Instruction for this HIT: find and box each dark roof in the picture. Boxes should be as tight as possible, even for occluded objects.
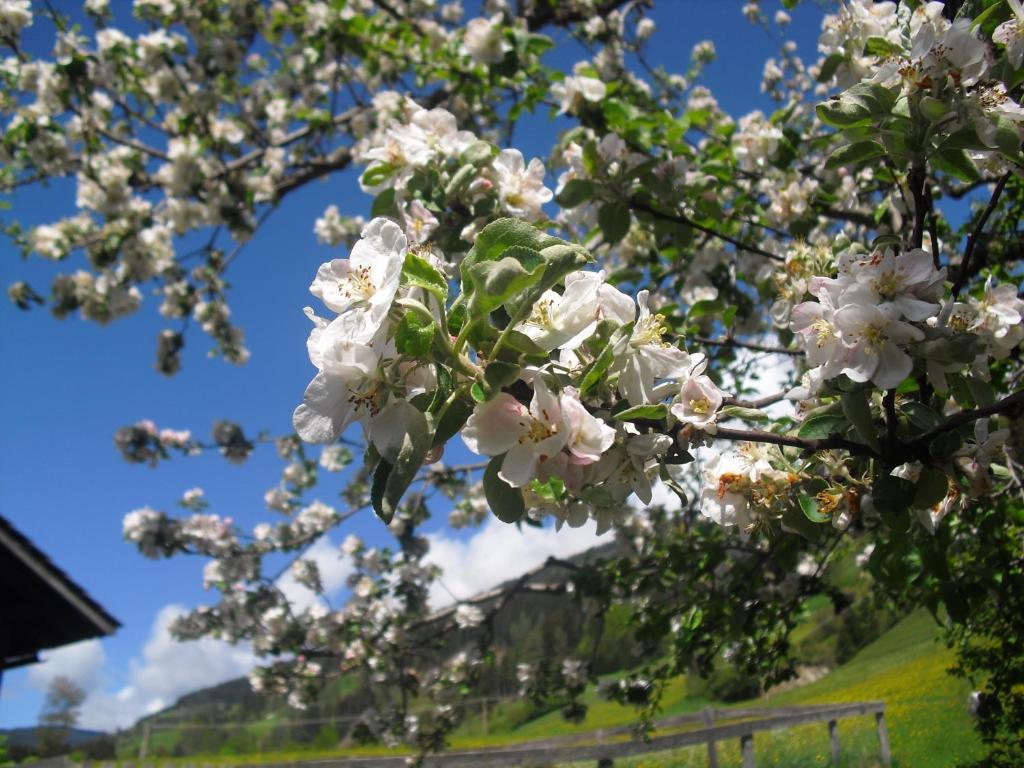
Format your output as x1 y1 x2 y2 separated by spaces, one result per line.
0 515 120 670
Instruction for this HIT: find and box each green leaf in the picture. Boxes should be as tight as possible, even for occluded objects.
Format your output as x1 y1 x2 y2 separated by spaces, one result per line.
394 313 435 357
966 376 995 408
431 395 473 448
402 251 448 301
798 413 848 439
530 475 566 502
970 1 1006 31
841 389 880 453
555 179 594 208
370 403 431 524
863 36 903 58
483 455 525 524
360 162 396 188
825 140 887 170
816 83 895 128
872 233 903 250
614 403 668 422
721 405 770 423
918 95 950 124
799 495 831 524
465 246 546 314
371 188 399 218
931 148 981 183
872 475 915 521
598 200 631 245
817 53 844 84
470 382 487 403
914 334 982 366
688 299 723 319
913 467 949 510
462 218 564 269
900 402 942 433
460 141 497 166
992 116 1022 157
484 360 520 390
370 459 393 523
460 219 590 316
579 321 633 398
781 504 825 542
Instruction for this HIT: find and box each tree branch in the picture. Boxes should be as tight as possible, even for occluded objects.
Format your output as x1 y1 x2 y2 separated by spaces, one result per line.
693 336 803 357
952 173 1011 300
632 199 784 262
907 389 1024 450
711 426 876 456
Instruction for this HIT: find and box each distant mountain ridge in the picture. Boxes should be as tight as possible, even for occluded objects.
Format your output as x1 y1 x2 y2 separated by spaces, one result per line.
0 727 106 748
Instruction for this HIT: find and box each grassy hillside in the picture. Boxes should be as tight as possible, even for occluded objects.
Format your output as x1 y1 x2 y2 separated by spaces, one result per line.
90 610 979 767
547 611 980 767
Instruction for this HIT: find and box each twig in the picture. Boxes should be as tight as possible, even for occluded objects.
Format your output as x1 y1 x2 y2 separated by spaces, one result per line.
632 200 784 262
907 389 1024 450
692 336 803 357
712 426 876 457
952 173 1011 300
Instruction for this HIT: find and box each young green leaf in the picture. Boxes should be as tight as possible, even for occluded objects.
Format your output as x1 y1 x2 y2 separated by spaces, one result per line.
483 455 526 524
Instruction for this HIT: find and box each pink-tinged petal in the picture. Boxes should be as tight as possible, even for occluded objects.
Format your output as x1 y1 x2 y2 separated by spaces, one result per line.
873 342 913 390
885 318 925 344
530 378 563 426
790 301 824 332
842 345 877 384
461 393 528 456
293 372 355 444
833 303 877 335
896 249 936 284
499 443 538 487
893 296 939 322
310 259 355 313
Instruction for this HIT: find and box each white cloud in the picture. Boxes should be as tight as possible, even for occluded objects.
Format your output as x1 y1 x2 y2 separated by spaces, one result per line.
27 639 106 694
64 605 258 731
275 535 353 612
424 517 613 608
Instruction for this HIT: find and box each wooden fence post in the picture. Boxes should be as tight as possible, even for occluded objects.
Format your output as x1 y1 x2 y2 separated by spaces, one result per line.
702 708 719 768
828 720 839 763
740 733 755 768
876 711 892 767
138 722 151 762
481 698 488 736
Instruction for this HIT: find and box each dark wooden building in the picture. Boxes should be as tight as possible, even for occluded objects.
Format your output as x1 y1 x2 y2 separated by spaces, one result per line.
0 515 120 693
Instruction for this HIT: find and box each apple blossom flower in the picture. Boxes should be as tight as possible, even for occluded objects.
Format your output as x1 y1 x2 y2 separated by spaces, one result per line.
670 356 725 432
462 14 510 64
461 380 612 488
517 270 632 351
489 148 553 221
791 291 848 377
403 200 439 245
551 64 606 115
994 0 1024 69
292 336 383 444
833 296 925 390
612 290 692 405
308 217 406 328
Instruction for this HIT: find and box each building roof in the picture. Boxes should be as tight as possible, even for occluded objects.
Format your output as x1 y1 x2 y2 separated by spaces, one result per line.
0 515 120 670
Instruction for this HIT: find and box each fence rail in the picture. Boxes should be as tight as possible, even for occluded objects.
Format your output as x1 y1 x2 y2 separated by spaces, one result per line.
109 700 890 768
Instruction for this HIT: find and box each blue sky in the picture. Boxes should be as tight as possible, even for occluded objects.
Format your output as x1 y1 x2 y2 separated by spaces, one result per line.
0 0 827 731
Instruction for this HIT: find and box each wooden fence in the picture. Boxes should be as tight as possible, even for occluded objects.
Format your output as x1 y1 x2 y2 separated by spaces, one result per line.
211 700 891 768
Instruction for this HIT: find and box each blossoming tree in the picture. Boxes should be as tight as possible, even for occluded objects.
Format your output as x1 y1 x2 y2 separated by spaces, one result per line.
4 0 1024 762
